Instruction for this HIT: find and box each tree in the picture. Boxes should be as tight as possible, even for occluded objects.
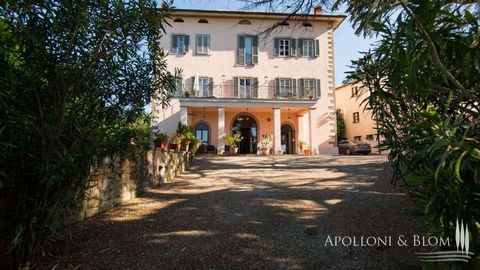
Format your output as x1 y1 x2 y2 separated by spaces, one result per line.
241 0 480 267
336 109 346 142
0 1 178 268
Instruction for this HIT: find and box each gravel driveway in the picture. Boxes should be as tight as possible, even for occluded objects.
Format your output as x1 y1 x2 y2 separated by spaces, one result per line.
44 155 422 269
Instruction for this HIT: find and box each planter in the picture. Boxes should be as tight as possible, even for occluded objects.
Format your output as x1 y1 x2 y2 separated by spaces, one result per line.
175 143 181 152
303 149 311 155
277 150 283 155
299 147 304 154
160 142 168 150
231 147 238 155
260 148 269 155
181 140 191 152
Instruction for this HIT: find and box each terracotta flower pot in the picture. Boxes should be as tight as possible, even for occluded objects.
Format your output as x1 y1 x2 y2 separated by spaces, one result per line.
260 148 269 155
303 149 311 155
175 143 181 152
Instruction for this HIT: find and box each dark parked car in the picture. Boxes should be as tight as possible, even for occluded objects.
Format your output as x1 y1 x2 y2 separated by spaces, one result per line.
338 140 371 155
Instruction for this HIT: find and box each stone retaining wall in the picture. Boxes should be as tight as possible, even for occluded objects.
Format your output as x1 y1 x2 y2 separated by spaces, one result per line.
70 149 190 223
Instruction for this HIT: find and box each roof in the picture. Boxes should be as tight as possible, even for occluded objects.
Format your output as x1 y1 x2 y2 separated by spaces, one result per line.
335 80 360 90
166 8 346 30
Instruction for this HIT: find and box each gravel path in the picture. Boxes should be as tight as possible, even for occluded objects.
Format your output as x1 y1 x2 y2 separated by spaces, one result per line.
43 155 423 269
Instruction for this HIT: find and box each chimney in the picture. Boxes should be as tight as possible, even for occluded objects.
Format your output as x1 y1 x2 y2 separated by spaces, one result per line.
314 6 322 15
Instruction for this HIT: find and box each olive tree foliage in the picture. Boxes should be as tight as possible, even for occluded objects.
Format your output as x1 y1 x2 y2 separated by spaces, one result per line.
0 1 177 268
242 0 480 267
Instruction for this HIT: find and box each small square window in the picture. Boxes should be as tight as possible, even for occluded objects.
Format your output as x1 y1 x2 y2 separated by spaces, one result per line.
354 136 362 141
366 134 374 140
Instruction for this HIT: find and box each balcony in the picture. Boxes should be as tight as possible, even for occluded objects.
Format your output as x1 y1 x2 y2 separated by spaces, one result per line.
174 84 318 101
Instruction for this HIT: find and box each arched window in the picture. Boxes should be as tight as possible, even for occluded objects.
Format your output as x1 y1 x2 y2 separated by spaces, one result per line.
239 20 252 25
173 18 184 22
195 123 209 145
198 19 209 23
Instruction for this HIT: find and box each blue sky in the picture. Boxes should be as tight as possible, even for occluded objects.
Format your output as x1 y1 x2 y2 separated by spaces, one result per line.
170 0 377 86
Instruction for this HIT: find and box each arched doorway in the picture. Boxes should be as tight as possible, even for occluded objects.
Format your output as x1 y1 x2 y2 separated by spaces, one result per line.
281 123 295 154
232 114 258 154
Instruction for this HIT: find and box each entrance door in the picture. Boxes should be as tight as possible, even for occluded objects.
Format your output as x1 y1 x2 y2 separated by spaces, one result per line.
281 124 295 154
232 114 258 154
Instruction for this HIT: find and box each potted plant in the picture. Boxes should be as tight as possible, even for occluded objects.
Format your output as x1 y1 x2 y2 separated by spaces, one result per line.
224 133 242 155
259 133 273 155
190 137 202 154
298 141 307 154
184 90 190 97
170 132 182 152
154 133 169 150
305 89 314 100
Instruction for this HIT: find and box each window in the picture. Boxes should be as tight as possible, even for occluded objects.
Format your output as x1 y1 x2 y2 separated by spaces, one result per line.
196 34 210 55
354 136 362 141
175 76 183 96
237 35 258 65
195 123 209 145
366 134 374 140
173 18 184 22
198 19 208 23
298 38 319 57
302 39 314 57
353 112 360 123
171 34 189 54
233 77 258 98
198 77 209 97
279 39 290 56
351 86 359 97
239 78 252 98
279 78 292 96
303 79 315 97
300 79 320 98
239 20 251 25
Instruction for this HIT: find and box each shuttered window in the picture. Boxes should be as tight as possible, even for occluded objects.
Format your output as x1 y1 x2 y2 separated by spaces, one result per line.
196 34 210 54
237 35 258 65
171 34 189 54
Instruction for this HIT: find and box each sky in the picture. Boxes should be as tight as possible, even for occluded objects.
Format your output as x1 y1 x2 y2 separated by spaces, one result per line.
169 0 377 86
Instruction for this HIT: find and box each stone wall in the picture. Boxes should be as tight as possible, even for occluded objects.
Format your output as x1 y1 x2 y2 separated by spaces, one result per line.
69 149 190 223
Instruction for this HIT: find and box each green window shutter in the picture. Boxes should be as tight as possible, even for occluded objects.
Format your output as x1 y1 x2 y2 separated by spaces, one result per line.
208 77 214 96
315 79 321 97
297 39 303 56
171 34 178 53
252 77 258 98
190 76 195 96
292 78 297 97
275 78 280 96
184 35 190 52
252 36 258 64
299 78 304 98
273 38 279 56
233 77 239 97
237 35 245 65
290 39 296 56
315 39 320 56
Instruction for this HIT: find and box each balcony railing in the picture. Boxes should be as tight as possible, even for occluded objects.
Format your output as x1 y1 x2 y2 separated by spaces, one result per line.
174 84 317 100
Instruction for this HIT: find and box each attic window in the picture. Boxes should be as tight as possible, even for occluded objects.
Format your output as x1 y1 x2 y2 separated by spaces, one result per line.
239 20 252 25
173 18 184 22
198 19 209 23
303 22 313 27
279 22 290 26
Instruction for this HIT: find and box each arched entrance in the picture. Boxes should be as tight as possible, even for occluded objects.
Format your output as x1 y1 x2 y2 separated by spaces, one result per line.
281 123 295 154
232 114 258 154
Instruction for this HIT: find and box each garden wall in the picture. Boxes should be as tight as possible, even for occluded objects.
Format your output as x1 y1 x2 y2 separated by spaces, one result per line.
68 149 191 223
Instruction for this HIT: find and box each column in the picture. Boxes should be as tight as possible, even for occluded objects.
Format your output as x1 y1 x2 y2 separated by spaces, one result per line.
180 106 188 125
308 108 315 154
297 114 304 154
217 107 225 154
273 107 281 154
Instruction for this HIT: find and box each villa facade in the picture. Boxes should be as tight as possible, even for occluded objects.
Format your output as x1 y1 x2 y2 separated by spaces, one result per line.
152 8 345 154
